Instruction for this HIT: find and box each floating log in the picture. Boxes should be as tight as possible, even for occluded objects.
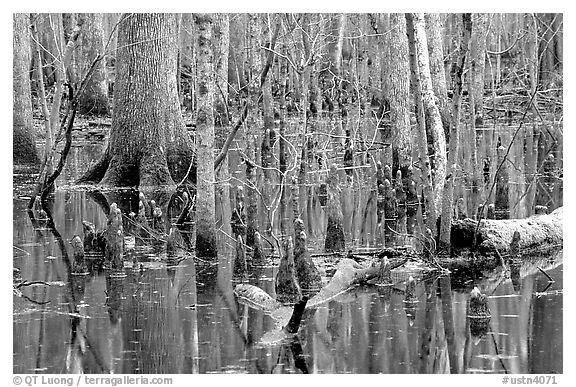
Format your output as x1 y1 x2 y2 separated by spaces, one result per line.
451 206 563 255
324 164 345 253
276 236 302 305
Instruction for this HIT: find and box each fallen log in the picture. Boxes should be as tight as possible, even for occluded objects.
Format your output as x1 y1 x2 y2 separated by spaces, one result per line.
234 258 385 326
451 206 562 255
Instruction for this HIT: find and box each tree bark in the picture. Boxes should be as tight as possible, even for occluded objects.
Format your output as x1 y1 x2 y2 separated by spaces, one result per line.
13 13 39 164
78 13 194 189
405 13 436 231
388 14 412 178
411 13 447 218
425 13 450 140
214 14 229 127
439 13 471 256
214 14 232 239
470 13 488 126
194 14 218 258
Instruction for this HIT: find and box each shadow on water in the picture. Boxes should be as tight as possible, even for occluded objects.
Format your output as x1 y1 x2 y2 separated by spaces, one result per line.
13 122 562 374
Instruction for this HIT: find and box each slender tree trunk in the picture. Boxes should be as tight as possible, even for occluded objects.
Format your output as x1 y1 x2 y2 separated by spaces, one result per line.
194 14 218 258
13 13 39 164
214 14 229 127
525 14 539 103
411 13 447 216
425 13 450 139
48 13 66 138
388 14 412 178
76 13 109 115
261 15 275 172
405 13 436 231
334 14 347 77
439 13 471 255
30 17 53 180
470 13 488 126
78 13 194 188
245 13 262 246
214 14 232 238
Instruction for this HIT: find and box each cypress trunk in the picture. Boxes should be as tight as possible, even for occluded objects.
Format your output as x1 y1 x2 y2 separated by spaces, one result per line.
405 13 436 231
439 14 471 255
78 13 194 188
388 14 412 178
194 13 218 258
411 13 447 216
425 13 450 139
13 13 39 164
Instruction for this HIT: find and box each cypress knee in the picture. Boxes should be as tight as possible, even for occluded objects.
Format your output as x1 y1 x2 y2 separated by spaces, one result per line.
325 164 345 252
275 237 302 305
70 235 88 275
294 229 322 297
403 276 417 326
105 203 124 272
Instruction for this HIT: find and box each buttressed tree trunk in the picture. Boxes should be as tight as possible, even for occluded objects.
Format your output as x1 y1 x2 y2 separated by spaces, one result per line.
13 13 39 164
78 13 194 188
76 13 109 115
194 13 218 258
388 13 412 177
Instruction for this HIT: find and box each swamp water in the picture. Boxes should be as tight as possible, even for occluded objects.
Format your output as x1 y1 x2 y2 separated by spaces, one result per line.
13 121 563 374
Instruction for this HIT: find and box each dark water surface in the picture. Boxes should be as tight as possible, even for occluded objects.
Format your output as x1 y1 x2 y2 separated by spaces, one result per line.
13 121 563 374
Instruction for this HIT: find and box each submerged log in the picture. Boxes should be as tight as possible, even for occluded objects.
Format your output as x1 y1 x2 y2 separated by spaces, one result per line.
307 258 379 308
276 237 302 305
234 257 380 322
451 206 563 255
